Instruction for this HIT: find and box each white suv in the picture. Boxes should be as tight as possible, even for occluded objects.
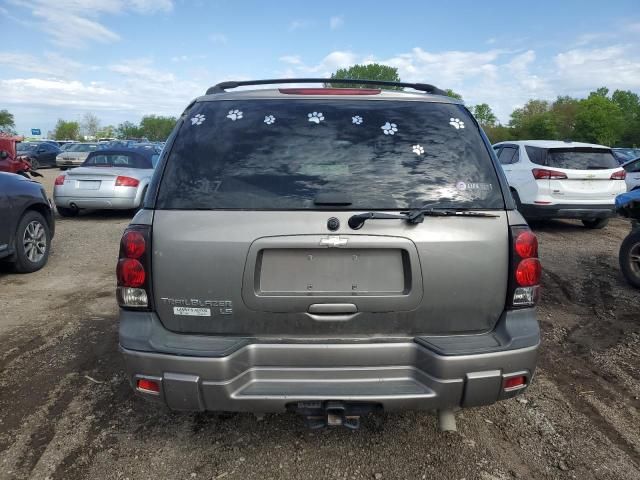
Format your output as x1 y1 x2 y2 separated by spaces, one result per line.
622 157 640 192
493 140 626 229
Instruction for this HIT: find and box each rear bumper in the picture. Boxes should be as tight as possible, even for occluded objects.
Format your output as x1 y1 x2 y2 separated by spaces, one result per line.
520 202 616 220
120 309 540 413
53 195 137 210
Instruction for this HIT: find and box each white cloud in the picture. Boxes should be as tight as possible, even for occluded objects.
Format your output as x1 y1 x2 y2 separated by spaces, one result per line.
209 33 228 44
0 52 87 78
288 19 310 31
329 15 344 30
279 55 302 65
554 45 640 93
9 0 173 48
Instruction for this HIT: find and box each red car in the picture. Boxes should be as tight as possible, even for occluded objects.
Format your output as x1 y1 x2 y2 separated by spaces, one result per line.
0 135 34 175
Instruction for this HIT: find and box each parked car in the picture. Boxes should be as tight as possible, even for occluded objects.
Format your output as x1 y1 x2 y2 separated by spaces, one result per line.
622 157 640 191
613 148 640 165
0 172 55 272
16 141 61 169
117 78 541 429
493 140 626 229
56 143 99 169
53 148 158 217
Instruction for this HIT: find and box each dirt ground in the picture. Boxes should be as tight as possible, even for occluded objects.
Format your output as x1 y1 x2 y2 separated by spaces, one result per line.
0 169 638 480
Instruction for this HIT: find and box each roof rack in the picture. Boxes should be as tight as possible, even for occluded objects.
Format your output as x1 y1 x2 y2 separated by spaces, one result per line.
205 78 447 96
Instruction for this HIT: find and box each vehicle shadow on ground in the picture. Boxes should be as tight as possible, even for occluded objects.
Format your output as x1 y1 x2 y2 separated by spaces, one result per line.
55 210 136 222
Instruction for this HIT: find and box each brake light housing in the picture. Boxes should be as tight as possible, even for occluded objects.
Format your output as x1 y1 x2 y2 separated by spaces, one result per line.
279 88 381 95
115 176 140 187
532 168 567 180
54 174 65 186
610 170 626 180
117 225 152 310
508 226 541 308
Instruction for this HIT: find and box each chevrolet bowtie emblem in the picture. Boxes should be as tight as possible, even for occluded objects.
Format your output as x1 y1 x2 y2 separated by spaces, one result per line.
319 236 348 247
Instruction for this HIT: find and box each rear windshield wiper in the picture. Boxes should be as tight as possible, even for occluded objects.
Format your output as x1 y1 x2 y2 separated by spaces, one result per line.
348 208 499 229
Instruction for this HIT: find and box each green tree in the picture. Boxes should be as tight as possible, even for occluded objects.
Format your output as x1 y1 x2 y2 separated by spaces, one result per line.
0 109 15 132
326 63 402 90
116 121 143 139
509 100 557 139
611 89 640 146
550 96 579 140
52 119 80 140
96 125 116 139
484 125 515 144
445 89 463 100
472 103 497 127
138 115 177 141
573 92 624 146
81 112 101 139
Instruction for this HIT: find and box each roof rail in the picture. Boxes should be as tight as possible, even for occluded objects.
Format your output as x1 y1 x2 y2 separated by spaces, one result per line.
205 78 448 96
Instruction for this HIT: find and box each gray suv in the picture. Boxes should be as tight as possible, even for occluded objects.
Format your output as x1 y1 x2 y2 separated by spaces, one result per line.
117 79 541 429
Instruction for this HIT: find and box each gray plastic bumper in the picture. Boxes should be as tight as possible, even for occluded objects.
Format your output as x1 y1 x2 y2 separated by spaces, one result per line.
120 309 539 412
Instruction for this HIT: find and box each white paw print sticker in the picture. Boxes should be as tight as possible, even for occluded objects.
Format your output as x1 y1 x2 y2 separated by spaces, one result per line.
449 117 465 129
352 115 363 125
190 113 206 126
264 115 276 125
412 145 424 155
308 112 325 124
227 109 243 121
381 122 398 135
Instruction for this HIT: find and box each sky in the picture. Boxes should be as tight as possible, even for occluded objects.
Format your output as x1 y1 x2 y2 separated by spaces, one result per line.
1 0 640 136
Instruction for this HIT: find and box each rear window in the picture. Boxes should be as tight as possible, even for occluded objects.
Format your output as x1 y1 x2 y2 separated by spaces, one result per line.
525 146 618 170
157 99 503 210
83 152 152 168
69 143 98 152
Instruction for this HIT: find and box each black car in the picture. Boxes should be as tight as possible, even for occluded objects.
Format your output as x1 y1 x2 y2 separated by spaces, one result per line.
0 173 55 272
16 142 61 169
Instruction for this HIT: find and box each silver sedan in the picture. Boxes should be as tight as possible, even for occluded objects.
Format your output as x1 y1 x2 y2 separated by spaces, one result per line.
55 143 99 169
53 148 158 217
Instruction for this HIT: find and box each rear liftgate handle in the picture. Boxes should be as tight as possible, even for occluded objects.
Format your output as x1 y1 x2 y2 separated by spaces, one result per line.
307 303 358 321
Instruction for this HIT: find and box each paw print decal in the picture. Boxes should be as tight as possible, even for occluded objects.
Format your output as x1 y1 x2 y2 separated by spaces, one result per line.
308 112 325 124
190 113 206 126
227 109 243 121
412 145 424 155
264 115 276 125
449 118 465 129
381 122 398 135
352 115 363 125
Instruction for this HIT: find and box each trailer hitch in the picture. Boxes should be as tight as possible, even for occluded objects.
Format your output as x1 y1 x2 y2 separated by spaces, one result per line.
290 401 381 430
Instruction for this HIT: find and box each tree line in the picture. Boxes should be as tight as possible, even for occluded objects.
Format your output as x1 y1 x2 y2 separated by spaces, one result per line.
50 113 177 142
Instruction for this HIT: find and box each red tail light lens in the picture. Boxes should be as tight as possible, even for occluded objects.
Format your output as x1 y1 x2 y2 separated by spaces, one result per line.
515 231 538 258
504 375 527 390
610 170 626 180
137 378 160 393
117 258 145 287
115 176 140 187
532 168 567 180
122 231 145 259
279 88 381 95
54 175 65 186
515 258 542 287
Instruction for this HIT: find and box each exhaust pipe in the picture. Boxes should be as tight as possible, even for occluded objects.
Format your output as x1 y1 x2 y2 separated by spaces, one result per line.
69 203 79 211
437 409 457 432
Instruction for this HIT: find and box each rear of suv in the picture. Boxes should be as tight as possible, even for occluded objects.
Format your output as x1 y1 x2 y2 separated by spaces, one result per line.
494 140 626 229
117 79 541 429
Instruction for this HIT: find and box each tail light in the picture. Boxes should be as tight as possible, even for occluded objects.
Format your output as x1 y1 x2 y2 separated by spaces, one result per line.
279 88 381 95
54 175 65 186
610 170 626 180
115 176 140 187
117 226 152 309
507 226 541 308
532 168 567 180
